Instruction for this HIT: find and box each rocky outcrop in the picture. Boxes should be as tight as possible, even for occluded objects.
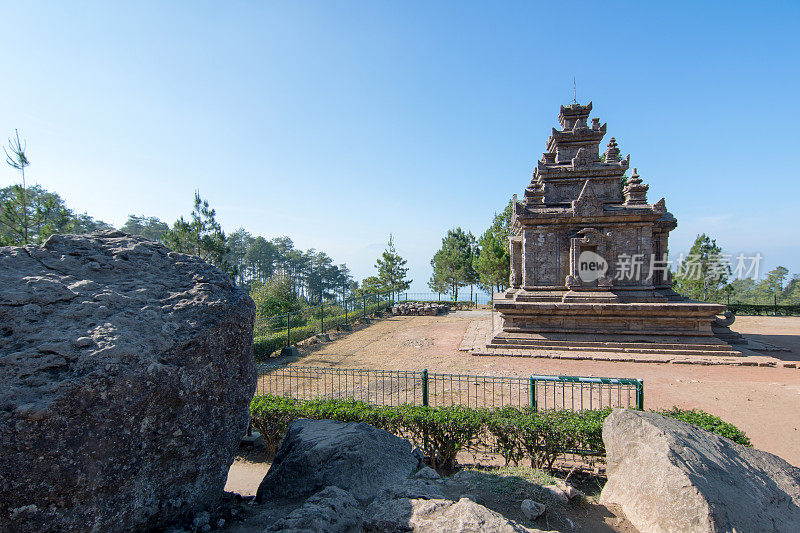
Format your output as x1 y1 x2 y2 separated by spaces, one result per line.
252 419 551 532
256 418 419 502
392 302 451 316
601 409 800 533
0 231 256 532
362 497 543 533
267 486 362 533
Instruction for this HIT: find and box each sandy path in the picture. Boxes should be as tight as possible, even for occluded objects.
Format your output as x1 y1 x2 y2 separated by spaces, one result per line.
270 312 800 467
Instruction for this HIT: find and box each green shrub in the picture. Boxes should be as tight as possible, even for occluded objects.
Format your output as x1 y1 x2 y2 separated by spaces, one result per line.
656 407 752 447
250 395 301 455
248 395 752 472
253 324 317 360
484 406 527 466
396 404 486 472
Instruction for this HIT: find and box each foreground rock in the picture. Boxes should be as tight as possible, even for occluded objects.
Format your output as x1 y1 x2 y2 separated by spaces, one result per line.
363 497 543 533
520 499 546 520
0 231 256 532
601 409 800 533
251 419 551 532
256 418 419 502
268 486 361 532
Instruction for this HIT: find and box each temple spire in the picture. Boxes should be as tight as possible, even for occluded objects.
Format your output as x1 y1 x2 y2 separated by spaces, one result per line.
604 137 620 162
623 168 649 205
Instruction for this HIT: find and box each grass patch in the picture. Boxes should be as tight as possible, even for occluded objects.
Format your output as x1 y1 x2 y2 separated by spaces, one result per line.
456 465 556 495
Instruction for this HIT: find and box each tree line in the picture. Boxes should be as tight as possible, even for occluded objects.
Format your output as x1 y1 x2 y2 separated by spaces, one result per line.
1 130 413 318
672 234 799 305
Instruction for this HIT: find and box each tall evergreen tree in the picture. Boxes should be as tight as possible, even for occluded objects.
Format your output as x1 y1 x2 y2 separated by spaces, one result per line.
120 215 169 241
375 234 412 293
429 227 476 300
244 236 276 283
3 129 31 244
755 266 790 303
473 200 514 293
672 233 730 302
163 192 233 278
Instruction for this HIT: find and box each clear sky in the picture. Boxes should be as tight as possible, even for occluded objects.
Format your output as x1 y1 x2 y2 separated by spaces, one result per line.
2 1 798 292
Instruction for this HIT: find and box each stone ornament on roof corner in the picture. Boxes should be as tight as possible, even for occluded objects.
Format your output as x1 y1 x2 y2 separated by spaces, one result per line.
485 101 743 357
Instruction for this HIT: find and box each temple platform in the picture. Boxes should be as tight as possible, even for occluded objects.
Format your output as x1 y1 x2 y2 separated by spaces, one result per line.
489 298 743 356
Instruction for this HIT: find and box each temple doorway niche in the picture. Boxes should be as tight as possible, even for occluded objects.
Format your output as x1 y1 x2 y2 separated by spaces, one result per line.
568 228 610 290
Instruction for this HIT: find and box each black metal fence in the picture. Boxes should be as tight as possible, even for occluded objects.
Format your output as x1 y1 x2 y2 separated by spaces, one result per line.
253 290 400 357
404 291 492 307
727 303 800 316
252 290 492 358
255 365 644 411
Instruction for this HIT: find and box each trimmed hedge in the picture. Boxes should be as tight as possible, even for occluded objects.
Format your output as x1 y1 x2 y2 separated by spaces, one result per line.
249 395 752 472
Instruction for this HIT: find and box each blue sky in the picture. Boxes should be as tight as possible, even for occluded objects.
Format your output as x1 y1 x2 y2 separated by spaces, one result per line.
1 1 798 291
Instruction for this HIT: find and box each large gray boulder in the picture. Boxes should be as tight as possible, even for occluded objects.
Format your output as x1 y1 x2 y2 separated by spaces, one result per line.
0 231 256 532
256 418 419 502
601 409 800 533
362 497 547 533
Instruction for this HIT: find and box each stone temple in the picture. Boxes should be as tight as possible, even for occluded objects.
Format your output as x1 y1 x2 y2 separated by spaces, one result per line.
490 102 741 356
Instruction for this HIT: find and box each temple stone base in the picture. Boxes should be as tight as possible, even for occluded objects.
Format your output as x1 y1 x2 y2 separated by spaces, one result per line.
490 294 743 356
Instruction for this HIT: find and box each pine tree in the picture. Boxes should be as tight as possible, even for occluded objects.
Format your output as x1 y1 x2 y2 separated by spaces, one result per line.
672 233 730 302
429 227 476 300
3 129 30 244
473 200 513 293
163 192 233 278
375 234 412 293
755 266 790 304
120 215 169 241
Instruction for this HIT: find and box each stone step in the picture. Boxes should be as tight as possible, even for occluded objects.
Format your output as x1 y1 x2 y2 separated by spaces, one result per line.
486 344 741 357
490 337 734 351
480 344 741 356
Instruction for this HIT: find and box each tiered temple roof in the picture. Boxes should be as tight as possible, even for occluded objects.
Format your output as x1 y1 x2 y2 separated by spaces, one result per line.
518 101 673 228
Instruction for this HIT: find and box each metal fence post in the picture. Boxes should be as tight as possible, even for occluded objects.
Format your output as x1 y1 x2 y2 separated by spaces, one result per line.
422 369 429 406
635 380 644 410
529 377 537 411
286 311 290 347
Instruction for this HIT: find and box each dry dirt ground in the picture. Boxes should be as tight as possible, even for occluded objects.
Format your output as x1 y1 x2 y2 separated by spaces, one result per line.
263 311 800 467
225 312 800 531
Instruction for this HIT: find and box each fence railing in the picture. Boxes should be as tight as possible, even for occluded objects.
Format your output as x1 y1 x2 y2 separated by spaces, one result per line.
404 291 492 307
252 290 492 358
253 290 402 358
255 365 644 411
